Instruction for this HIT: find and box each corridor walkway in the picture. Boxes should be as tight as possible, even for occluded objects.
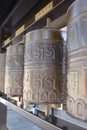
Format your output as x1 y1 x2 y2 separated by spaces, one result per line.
7 107 43 130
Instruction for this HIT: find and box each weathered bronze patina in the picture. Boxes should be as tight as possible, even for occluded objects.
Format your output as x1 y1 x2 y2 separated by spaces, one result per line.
67 0 87 120
23 29 66 105
5 44 24 96
0 53 6 92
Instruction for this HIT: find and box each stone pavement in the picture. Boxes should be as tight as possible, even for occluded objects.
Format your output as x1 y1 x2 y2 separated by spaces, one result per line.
7 106 87 130
7 107 43 130
54 109 87 129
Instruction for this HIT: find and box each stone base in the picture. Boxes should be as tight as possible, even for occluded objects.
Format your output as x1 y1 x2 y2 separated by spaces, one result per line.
36 108 87 130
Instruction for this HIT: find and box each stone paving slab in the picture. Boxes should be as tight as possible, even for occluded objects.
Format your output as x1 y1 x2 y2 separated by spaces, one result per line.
7 108 43 130
54 109 87 129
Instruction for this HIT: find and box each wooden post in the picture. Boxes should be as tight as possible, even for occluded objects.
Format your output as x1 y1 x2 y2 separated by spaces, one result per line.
46 17 51 28
45 104 50 120
23 101 29 109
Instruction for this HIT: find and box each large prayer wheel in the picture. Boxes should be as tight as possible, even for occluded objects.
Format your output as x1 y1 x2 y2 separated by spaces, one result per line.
5 44 24 96
23 29 66 104
0 53 6 92
67 0 87 120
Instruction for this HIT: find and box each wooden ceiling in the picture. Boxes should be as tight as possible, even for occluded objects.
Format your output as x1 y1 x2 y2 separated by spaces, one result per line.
0 0 19 27
0 0 75 47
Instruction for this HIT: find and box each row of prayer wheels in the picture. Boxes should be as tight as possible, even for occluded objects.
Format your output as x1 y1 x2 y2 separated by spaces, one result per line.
0 29 67 111
3 29 66 104
0 0 87 121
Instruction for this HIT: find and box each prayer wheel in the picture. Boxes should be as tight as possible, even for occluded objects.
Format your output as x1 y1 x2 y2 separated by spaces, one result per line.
23 29 66 105
67 0 87 120
0 53 6 92
5 44 24 96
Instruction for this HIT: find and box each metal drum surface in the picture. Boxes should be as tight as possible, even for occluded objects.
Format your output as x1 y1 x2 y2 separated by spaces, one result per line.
67 0 87 120
0 53 6 92
5 44 24 96
23 29 66 104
